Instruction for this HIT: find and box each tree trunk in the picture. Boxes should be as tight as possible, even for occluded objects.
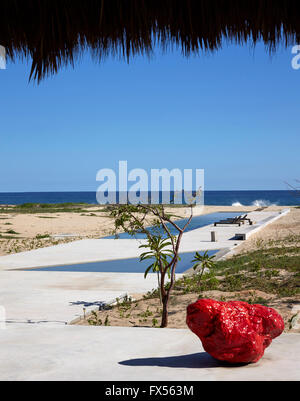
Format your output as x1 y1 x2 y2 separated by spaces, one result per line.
160 295 169 328
160 271 169 328
157 272 162 304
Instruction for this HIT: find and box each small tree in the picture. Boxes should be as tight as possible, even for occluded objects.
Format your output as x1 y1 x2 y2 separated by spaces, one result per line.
109 203 194 328
192 251 216 286
139 236 174 305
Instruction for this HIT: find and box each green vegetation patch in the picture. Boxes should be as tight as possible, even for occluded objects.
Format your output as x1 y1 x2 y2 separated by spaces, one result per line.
173 246 300 298
0 203 106 214
0 234 21 240
140 244 300 301
6 229 19 235
35 234 51 239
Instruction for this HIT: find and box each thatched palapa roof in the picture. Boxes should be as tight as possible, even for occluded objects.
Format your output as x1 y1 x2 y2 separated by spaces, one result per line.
2 0 300 81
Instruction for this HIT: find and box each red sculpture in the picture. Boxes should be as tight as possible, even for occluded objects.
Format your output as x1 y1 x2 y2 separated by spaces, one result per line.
186 299 284 364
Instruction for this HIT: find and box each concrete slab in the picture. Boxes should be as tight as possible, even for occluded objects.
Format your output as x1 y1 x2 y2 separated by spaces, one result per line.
0 326 298 381
0 209 290 270
0 271 162 324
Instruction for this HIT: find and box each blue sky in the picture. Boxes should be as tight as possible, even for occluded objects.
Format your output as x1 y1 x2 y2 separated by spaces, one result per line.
0 42 299 192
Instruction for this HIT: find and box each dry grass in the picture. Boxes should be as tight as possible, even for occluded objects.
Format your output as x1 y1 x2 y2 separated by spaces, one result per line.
76 290 300 333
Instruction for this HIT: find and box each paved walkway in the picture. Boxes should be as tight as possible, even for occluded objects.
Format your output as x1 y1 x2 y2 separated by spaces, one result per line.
0 326 298 381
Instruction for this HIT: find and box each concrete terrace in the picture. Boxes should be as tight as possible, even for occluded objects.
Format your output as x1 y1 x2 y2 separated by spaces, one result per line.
0 326 299 381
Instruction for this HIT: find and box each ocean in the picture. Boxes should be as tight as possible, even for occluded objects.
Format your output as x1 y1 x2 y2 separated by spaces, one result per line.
0 190 298 206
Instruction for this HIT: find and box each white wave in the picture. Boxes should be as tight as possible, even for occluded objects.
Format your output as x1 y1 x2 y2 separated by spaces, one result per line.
232 200 278 207
232 202 244 207
251 199 278 207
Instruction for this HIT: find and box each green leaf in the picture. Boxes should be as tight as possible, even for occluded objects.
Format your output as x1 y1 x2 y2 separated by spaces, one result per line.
144 265 154 278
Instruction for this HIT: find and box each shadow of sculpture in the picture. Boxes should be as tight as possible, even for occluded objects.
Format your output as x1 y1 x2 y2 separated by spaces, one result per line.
119 352 248 369
69 300 106 309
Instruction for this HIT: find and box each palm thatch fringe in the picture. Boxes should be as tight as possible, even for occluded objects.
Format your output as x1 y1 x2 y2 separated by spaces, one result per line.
1 0 300 81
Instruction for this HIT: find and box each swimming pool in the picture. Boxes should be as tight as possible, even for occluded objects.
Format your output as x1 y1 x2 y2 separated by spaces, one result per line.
104 212 242 239
27 212 239 273
28 250 219 274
